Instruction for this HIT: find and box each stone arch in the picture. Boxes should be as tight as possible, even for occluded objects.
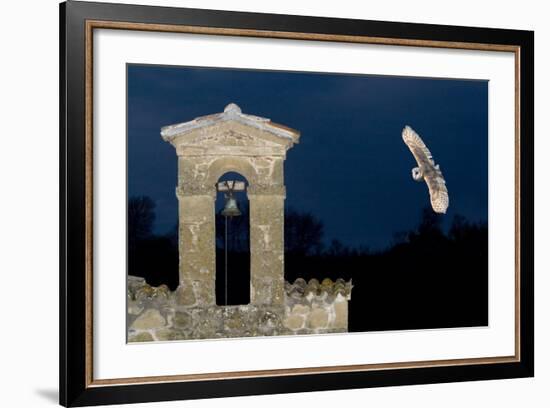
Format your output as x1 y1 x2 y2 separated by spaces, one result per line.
206 157 258 188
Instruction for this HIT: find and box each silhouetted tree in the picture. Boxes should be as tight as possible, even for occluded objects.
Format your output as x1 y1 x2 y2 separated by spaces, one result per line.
127 195 178 289
326 239 347 257
284 208 324 255
357 245 371 256
128 195 156 250
449 214 487 243
416 206 444 237
391 230 409 246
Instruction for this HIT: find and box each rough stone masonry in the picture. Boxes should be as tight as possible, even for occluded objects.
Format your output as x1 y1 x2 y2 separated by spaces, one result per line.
127 103 352 342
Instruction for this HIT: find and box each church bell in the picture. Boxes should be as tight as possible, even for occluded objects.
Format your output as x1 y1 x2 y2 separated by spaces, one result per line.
221 193 241 217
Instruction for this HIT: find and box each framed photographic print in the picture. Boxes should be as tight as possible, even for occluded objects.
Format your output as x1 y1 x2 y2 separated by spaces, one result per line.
60 0 534 406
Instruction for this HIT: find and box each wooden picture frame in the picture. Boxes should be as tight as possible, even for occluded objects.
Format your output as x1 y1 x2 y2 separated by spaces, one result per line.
60 1 534 406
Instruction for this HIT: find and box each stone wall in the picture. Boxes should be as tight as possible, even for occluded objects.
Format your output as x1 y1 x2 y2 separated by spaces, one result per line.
127 275 352 342
283 278 352 334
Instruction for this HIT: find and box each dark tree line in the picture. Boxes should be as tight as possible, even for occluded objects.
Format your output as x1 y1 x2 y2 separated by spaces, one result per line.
128 195 488 331
283 207 488 331
128 196 179 289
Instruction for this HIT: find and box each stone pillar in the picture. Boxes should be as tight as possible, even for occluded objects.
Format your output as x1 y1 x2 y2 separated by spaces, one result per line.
248 186 286 306
175 186 216 306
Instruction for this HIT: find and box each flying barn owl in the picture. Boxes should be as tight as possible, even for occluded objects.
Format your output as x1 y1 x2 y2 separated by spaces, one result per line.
402 126 449 214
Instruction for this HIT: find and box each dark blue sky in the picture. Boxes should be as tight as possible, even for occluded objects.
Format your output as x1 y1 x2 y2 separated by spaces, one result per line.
128 64 488 250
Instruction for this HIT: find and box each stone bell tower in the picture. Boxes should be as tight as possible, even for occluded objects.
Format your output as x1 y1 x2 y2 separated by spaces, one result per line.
161 103 300 308
127 103 352 342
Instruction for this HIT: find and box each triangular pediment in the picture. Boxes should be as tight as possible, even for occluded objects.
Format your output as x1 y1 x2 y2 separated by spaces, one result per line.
161 103 300 148
184 129 284 149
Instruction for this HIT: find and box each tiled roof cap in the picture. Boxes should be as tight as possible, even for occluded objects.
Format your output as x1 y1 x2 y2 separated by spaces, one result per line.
285 277 352 299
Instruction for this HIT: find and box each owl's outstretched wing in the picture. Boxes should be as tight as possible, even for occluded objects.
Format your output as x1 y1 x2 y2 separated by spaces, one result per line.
402 126 449 214
425 167 449 214
402 125 435 168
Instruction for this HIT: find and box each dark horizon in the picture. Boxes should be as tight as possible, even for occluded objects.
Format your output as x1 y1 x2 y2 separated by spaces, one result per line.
128 64 488 250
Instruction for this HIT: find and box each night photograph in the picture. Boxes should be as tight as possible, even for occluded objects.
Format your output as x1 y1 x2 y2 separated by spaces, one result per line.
126 64 488 342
